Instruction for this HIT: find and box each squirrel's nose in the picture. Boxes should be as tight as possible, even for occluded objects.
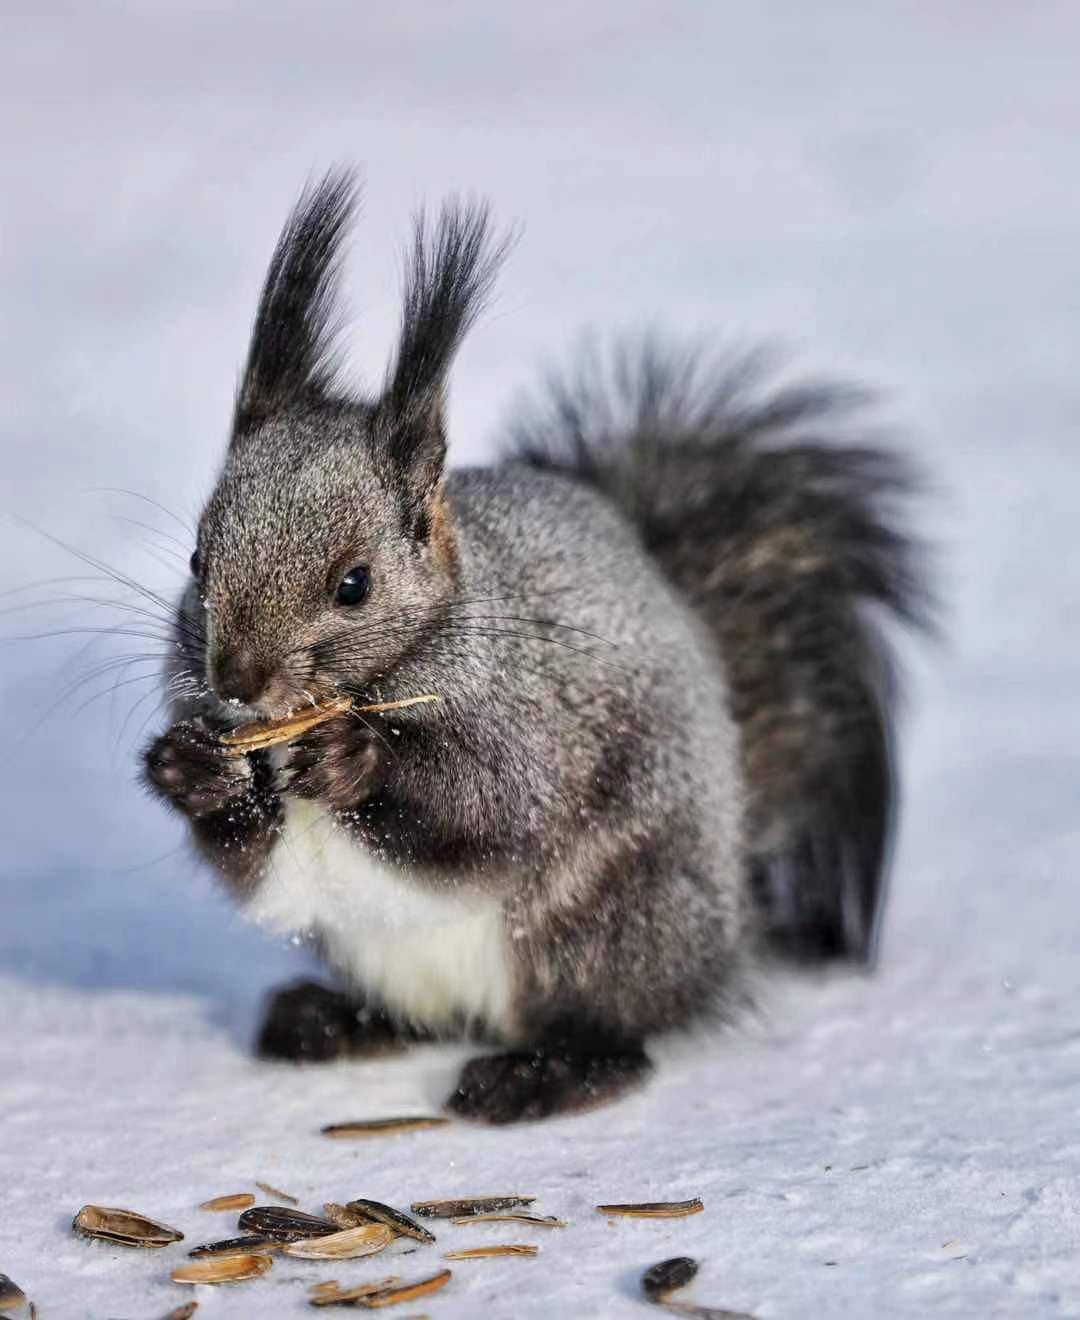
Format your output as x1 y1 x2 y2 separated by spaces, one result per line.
211 650 268 706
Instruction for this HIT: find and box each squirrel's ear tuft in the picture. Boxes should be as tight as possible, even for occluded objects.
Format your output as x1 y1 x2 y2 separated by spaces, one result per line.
233 169 360 436
377 200 510 532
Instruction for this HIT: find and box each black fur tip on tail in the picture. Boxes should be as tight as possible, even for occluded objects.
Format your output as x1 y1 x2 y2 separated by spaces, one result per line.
508 336 934 966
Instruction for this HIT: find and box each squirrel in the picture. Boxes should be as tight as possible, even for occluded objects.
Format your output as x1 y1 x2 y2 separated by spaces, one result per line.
143 170 929 1123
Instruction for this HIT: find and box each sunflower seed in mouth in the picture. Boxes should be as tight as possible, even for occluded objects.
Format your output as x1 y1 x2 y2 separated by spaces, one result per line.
219 696 353 753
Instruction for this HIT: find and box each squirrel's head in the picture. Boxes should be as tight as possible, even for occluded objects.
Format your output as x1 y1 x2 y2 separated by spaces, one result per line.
183 172 507 718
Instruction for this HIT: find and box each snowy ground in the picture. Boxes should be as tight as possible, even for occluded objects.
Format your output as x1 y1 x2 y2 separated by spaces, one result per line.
3 4 1079 1317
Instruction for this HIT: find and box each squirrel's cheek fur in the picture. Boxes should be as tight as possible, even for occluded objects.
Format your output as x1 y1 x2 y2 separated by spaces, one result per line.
246 798 518 1038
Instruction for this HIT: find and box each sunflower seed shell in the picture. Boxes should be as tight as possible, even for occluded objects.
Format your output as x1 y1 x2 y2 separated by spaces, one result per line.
171 1254 273 1284
323 1202 362 1229
448 1212 566 1228
282 1223 394 1260
0 1273 27 1310
199 1193 255 1212
596 1199 704 1218
443 1245 537 1259
309 1276 401 1307
238 1205 338 1241
411 1196 534 1219
256 1181 299 1205
642 1256 700 1301
73 1204 184 1248
343 1199 436 1243
321 1117 450 1139
188 1235 279 1258
352 1268 452 1308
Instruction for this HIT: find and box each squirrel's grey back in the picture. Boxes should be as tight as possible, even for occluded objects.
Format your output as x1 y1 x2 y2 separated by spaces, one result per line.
508 339 932 965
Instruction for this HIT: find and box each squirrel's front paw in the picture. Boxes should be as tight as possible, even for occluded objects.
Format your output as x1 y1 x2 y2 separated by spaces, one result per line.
288 714 380 812
143 720 254 818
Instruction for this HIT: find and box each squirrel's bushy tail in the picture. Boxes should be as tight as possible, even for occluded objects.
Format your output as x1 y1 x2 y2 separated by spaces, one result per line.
508 338 932 964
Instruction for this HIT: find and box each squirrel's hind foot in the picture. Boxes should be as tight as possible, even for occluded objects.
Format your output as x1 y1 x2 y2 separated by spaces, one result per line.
255 979 424 1063
446 1034 652 1124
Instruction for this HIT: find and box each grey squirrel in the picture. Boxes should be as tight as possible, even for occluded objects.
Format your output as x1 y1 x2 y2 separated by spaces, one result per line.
143 171 929 1123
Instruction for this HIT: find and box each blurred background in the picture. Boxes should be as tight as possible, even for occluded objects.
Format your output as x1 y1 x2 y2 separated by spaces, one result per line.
2 6 1079 1314
7 2 1077 999
5 0 1079 1063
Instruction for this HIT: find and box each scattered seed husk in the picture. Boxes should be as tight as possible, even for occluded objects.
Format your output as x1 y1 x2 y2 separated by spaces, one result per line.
352 1269 452 1309
188 1235 279 1258
411 1196 534 1219
171 1254 273 1285
448 1212 566 1228
321 1116 450 1139
0 1273 26 1311
309 1277 401 1307
342 1200 436 1244
221 694 438 755
443 1245 537 1260
256 1181 299 1206
161 1304 199 1320
311 1279 343 1299
642 1257 699 1302
238 1206 338 1241
323 1203 360 1229
663 1306 758 1320
72 1204 184 1248
283 1224 394 1260
199 1193 255 1212
596 1199 704 1219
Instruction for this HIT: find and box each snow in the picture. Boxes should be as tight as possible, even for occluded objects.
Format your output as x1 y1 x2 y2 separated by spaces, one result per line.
2 3 1079 1317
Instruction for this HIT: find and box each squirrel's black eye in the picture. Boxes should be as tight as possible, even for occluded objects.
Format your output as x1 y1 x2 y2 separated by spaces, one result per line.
335 565 371 607
189 549 201 578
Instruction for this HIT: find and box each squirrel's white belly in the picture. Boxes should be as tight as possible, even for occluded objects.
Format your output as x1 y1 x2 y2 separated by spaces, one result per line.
245 797 516 1036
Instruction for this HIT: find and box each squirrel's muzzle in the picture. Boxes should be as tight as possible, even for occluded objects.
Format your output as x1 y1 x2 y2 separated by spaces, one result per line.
211 648 269 706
